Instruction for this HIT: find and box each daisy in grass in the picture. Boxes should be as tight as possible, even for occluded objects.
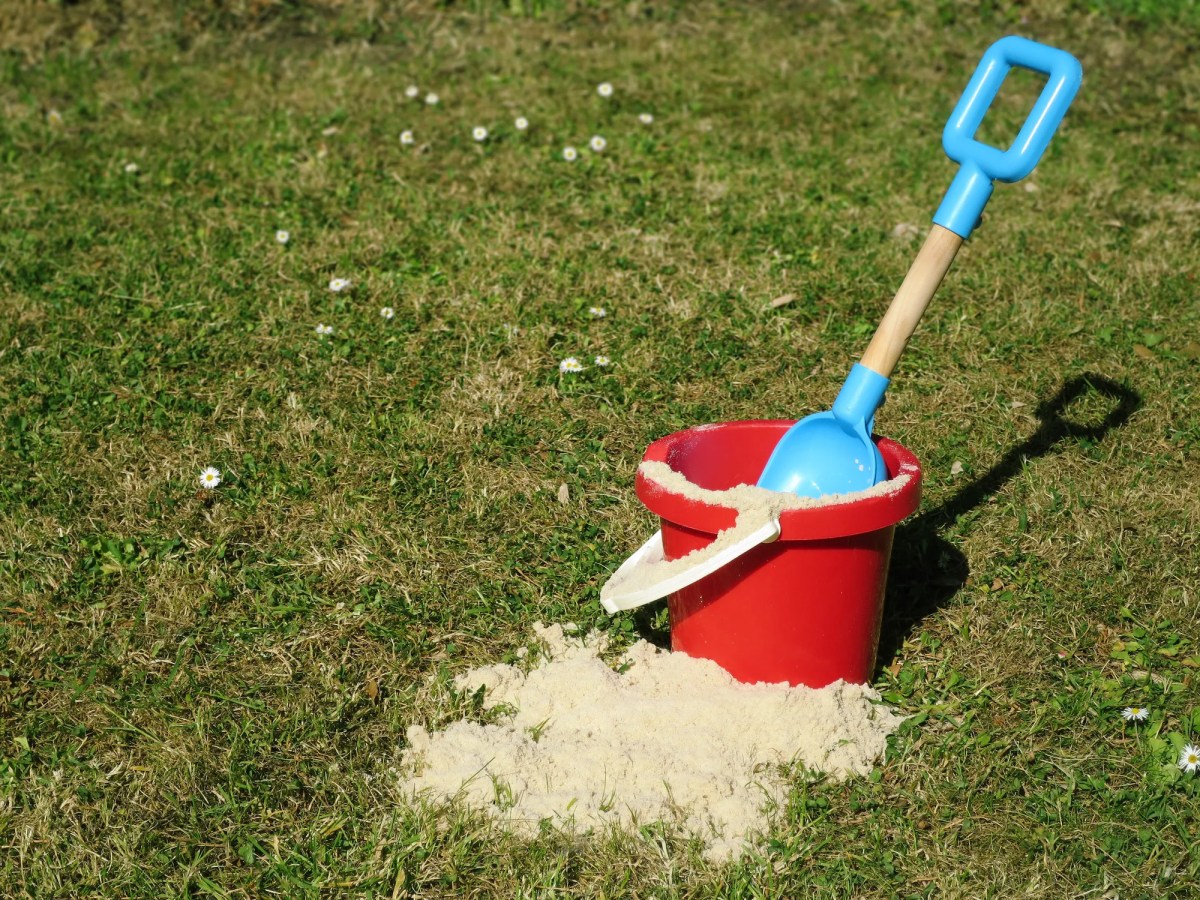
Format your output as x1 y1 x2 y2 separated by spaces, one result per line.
589 135 607 153
400 130 415 145
588 306 607 318
472 126 489 142
562 146 578 162
405 85 420 99
594 355 611 367
315 323 333 336
329 277 351 293
424 92 439 106
502 323 519 336
514 116 529 131
380 307 395 319
199 467 222 489
275 229 290 245
638 112 654 125
124 162 139 174
1180 744 1200 774
597 82 614 98
1121 707 1149 722
47 109 64 126
559 357 584 374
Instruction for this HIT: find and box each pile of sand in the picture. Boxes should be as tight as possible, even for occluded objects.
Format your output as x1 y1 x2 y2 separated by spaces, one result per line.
399 623 905 860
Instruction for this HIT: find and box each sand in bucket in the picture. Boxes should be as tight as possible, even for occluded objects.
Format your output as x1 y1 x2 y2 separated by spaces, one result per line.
602 458 914 604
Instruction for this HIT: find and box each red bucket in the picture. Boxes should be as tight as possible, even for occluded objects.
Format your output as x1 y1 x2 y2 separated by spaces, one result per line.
636 420 922 688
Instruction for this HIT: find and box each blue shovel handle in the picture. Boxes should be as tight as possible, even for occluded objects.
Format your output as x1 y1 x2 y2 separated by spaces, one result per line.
934 36 1083 240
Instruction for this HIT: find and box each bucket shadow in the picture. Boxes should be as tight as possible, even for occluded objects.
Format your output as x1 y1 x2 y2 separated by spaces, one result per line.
875 373 1142 671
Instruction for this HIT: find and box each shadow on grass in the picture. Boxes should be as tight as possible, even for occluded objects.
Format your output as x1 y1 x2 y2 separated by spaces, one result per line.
876 373 1142 671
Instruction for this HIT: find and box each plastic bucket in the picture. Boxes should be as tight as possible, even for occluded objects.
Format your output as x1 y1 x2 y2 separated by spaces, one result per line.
636 419 922 688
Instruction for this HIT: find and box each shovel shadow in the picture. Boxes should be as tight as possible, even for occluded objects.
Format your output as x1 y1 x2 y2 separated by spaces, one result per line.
875 373 1142 671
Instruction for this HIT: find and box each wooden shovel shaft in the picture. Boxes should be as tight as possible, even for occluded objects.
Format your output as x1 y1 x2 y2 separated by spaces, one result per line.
859 224 964 379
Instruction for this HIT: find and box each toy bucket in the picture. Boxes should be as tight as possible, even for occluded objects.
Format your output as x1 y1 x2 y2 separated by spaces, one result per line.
636 419 922 688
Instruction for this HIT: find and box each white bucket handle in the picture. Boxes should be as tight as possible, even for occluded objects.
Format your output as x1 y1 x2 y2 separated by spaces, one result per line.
600 516 782 613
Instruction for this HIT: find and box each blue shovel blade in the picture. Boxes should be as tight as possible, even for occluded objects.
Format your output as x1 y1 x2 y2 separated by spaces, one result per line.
756 411 885 497
757 363 890 498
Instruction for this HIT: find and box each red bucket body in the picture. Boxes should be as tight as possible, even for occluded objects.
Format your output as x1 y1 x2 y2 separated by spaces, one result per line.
636 420 922 688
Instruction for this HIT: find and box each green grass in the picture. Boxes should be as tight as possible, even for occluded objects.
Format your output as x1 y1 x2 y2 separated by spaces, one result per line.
2 1 1199 896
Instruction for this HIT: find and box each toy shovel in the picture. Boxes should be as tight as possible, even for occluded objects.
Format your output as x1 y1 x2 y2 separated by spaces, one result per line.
602 36 1082 615
759 35 1083 496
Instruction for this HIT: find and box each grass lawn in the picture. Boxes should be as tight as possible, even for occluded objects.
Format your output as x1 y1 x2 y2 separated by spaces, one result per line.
2 1 1199 896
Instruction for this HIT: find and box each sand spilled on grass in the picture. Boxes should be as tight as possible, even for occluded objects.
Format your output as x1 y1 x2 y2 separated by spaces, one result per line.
399 623 905 860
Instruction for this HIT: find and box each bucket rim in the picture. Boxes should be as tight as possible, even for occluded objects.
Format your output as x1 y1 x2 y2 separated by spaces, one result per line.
636 419 922 540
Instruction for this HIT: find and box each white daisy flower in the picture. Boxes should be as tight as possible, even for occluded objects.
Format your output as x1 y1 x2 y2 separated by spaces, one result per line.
47 108 64 125
1180 744 1200 774
559 357 584 373
562 146 578 162
589 135 607 153
1121 707 1149 722
594 355 611 367
597 82 614 98
472 126 489 142
275 229 290 245
400 130 415 145
514 116 529 131
329 277 351 293
424 92 439 106
588 306 607 318
124 162 139 174
638 112 654 125
405 85 420 99
199 467 222 489
315 323 334 336
502 323 519 336
380 306 395 319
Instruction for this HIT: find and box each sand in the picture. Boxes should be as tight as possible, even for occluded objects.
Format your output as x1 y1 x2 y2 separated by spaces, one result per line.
399 623 905 860
637 458 914 514
600 461 913 607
